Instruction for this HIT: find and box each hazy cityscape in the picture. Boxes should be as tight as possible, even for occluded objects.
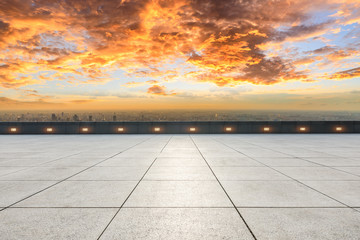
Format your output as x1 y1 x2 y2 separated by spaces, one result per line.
1 110 360 122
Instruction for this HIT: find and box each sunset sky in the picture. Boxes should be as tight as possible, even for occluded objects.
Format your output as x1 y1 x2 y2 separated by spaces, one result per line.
0 0 359 111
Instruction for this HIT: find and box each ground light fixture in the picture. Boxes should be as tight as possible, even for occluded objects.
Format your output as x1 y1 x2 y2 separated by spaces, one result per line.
335 126 343 132
117 127 124 132
189 127 196 132
81 127 89 133
263 127 270 132
10 127 17 133
154 127 161 132
299 127 307 132
46 127 53 133
225 127 232 132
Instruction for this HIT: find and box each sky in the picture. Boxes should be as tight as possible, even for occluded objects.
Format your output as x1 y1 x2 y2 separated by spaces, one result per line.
0 0 359 111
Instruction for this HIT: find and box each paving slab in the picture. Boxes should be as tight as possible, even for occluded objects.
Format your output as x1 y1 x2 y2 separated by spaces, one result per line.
252 157 318 167
205 157 262 166
0 208 117 240
0 167 85 181
70 166 148 181
100 208 254 240
143 166 215 181
16 181 137 207
273 167 360 180
302 181 360 207
334 167 360 176
125 181 232 207
43 157 105 167
0 167 27 177
212 167 290 180
98 157 155 167
222 180 342 207
0 181 56 207
239 208 360 240
152 157 207 167
300 157 360 166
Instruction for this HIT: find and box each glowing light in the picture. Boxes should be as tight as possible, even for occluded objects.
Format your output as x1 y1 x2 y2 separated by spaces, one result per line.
225 127 232 132
117 127 124 132
335 127 343 132
10 128 17 132
263 127 270 132
154 127 161 132
299 127 307 131
81 127 89 132
46 128 53 132
190 127 196 132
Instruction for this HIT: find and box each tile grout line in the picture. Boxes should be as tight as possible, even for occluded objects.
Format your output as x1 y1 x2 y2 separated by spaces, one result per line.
96 135 173 240
0 136 155 212
212 137 359 213
190 135 258 240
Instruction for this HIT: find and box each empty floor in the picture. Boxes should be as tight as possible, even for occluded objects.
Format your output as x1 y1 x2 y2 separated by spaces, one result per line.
0 134 360 239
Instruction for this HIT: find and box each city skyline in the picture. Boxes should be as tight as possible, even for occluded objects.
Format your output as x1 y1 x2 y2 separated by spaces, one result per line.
0 0 360 111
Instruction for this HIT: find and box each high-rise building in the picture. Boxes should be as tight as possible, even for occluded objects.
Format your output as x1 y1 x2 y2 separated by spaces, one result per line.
51 113 57 121
73 114 79 122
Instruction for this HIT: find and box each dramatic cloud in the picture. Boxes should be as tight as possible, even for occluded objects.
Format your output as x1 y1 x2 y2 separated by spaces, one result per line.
0 0 359 109
326 67 360 80
147 85 175 96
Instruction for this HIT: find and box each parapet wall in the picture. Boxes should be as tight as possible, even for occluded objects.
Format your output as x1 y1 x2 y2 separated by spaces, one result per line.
1 121 359 134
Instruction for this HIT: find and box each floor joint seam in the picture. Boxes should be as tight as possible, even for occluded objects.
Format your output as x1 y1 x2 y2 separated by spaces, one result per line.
190 135 258 240
96 135 173 240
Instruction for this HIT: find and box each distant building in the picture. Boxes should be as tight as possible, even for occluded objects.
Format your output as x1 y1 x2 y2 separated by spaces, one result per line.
89 115 93 121
73 114 79 122
51 113 57 121
113 115 116 121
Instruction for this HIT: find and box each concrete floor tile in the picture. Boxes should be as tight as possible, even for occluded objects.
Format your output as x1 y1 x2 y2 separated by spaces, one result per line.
99 157 155 167
253 157 318 167
70 167 148 180
303 181 360 207
205 157 262 167
239 208 360 240
212 167 290 180
16 181 137 207
0 167 27 177
152 157 206 167
117 152 159 158
0 167 85 181
43 157 104 167
144 166 215 180
301 157 360 166
158 152 203 158
334 167 360 176
273 167 360 180
222 181 341 207
0 181 56 207
0 208 117 240
100 208 253 240
0 159 54 167
125 181 232 207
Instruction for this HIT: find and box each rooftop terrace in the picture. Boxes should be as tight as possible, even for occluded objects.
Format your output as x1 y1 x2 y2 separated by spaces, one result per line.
0 134 359 239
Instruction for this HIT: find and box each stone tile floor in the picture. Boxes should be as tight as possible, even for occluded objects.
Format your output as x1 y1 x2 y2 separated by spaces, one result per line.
0 134 359 239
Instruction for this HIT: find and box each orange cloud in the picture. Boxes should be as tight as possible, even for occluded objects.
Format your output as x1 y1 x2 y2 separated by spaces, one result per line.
0 0 358 91
147 85 176 96
326 67 360 80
